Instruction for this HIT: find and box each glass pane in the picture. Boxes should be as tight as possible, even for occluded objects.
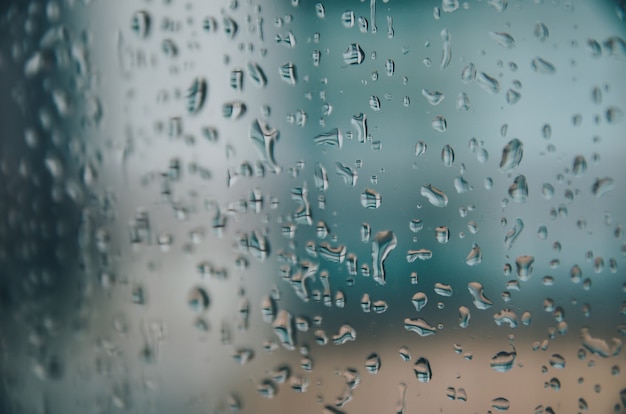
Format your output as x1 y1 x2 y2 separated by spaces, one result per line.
1 0 625 413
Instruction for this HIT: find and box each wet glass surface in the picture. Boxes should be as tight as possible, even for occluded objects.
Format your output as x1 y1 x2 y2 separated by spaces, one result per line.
0 0 625 413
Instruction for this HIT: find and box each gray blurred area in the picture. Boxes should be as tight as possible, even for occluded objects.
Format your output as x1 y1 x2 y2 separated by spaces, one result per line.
1 0 626 413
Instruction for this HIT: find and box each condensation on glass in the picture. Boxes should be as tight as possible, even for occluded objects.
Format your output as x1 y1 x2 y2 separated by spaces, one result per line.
0 0 625 413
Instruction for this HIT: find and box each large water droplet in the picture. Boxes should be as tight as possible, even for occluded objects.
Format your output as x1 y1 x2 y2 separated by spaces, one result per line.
413 357 433 382
315 129 344 149
422 88 445 105
459 306 471 328
499 138 524 172
404 318 437 336
333 324 357 345
372 231 397 285
186 77 207 114
490 347 516 372
466 243 482 266
411 292 428 312
491 397 511 411
279 62 298 85
273 310 296 350
508 175 528 203
343 43 365 65
467 281 493 310
531 57 556 74
421 184 448 207
516 255 534 281
591 177 614 197
361 188 382 209
490 32 515 48
477 72 500 94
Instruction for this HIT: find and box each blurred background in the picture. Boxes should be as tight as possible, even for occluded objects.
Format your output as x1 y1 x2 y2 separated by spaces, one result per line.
1 0 625 413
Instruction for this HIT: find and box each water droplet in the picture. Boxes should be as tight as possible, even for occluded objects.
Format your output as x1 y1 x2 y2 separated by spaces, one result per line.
399 346 412 361
461 63 476 83
315 2 325 18
454 176 472 193
572 155 587 177
442 0 460 13
434 283 453 297
515 255 534 281
369 95 381 111
312 49 321 66
385 59 395 76
332 324 356 345
491 397 511 411
186 77 207 114
531 57 556 74
446 387 456 400
279 62 298 85
250 119 281 173
188 286 210 312
223 16 238 39
257 379 277 398
506 89 521 104
499 139 524 173
358 16 369 33
440 29 452 69
247 62 267 88
490 347 516 372
432 115 447 132
435 226 450 243
410 219 424 233
586 38 602 57
508 175 528 203
351 113 368 143
342 11 355 28
535 22 549 42
413 357 433 382
261 296 277 323
493 309 519 328
415 141 428 156
343 43 365 65
361 188 382 209
477 72 500 94
422 89 445 105
372 299 388 313
466 243 482 266
232 348 254 365
372 230 397 285
606 106 624 123
468 281 493 310
407 249 433 262
273 310 296 350
315 129 344 149
441 145 455 167
549 354 566 369
504 218 524 250
456 92 471 111
131 10 151 38
490 32 515 48
421 184 448 207
230 68 244 90
365 353 381 374
488 0 508 12
319 242 347 263
222 101 246 119
360 223 372 243
591 177 614 197
459 306 471 328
